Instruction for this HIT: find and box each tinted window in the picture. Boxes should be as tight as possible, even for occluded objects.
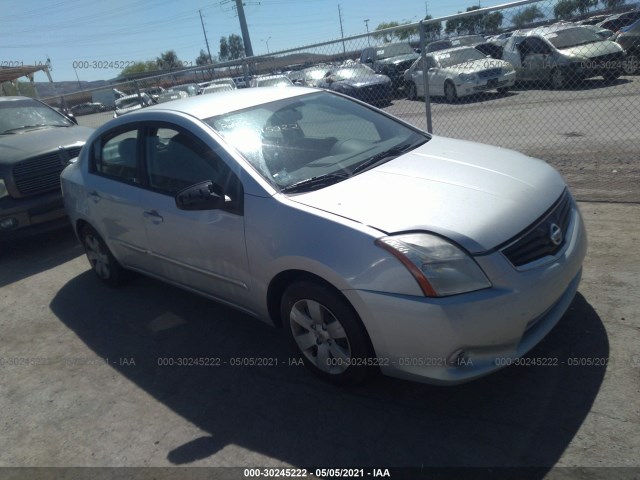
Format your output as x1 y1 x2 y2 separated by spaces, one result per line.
93 129 139 183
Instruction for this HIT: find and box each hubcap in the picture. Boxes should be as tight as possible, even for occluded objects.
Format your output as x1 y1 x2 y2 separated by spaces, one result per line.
289 299 351 374
84 234 111 279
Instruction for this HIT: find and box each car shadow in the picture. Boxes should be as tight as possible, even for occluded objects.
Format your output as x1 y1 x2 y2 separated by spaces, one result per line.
0 226 84 288
50 272 607 471
512 77 632 92
429 91 518 105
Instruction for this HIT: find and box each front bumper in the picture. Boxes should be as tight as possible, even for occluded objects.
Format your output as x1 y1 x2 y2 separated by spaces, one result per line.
457 71 516 97
344 203 587 385
0 191 69 240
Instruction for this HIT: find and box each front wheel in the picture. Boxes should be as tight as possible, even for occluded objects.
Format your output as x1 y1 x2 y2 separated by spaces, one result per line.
80 224 126 286
550 68 565 89
444 81 458 103
281 281 374 385
622 55 638 75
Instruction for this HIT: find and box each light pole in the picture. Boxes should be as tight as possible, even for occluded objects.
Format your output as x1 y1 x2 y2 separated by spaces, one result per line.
364 19 370 46
261 36 271 54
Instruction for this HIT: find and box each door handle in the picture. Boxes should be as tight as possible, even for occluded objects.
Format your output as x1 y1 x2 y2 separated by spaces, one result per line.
143 210 164 223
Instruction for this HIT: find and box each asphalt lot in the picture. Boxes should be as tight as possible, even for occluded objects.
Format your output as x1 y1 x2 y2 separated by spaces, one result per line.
1 201 638 475
75 74 640 203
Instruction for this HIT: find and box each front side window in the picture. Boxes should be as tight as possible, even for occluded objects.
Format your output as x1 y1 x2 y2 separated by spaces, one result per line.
93 129 140 183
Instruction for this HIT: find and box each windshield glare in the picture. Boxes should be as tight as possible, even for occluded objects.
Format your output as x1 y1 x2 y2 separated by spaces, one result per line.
543 27 603 49
378 43 414 59
205 92 428 191
333 65 375 79
0 99 71 133
116 97 143 109
436 48 486 68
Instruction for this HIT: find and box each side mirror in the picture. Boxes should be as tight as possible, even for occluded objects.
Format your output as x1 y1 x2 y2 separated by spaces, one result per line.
175 181 225 211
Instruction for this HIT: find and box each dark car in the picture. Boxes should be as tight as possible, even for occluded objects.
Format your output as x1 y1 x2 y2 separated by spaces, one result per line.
317 64 392 105
598 10 640 33
359 43 419 92
70 102 107 116
616 18 640 73
0 97 93 240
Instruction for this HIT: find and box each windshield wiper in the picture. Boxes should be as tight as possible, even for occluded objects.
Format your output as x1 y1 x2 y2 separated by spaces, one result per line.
351 141 425 176
280 172 349 194
2 124 65 133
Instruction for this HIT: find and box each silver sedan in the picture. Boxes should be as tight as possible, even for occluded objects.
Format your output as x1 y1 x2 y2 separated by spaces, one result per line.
61 87 587 385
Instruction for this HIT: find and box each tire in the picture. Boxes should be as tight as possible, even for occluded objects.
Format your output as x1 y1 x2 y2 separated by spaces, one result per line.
550 68 565 90
622 55 638 75
281 281 374 385
407 82 417 101
603 70 621 82
444 81 458 103
80 224 126 287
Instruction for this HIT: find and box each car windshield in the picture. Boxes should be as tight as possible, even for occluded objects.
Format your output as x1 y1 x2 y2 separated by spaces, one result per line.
204 91 429 192
543 27 603 49
332 65 375 79
435 48 486 68
0 98 72 134
377 43 414 59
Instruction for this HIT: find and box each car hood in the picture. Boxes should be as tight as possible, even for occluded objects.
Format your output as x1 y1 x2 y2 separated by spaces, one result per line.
445 59 511 73
0 125 93 165
378 54 420 65
288 136 566 253
338 74 390 87
559 40 622 58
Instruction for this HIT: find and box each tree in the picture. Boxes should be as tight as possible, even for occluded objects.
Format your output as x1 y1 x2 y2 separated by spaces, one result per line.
554 0 578 19
423 15 442 41
603 0 625 8
219 35 245 61
576 0 598 15
373 21 401 43
196 49 213 66
120 60 158 77
445 6 502 35
156 50 182 71
228 34 246 59
512 5 544 28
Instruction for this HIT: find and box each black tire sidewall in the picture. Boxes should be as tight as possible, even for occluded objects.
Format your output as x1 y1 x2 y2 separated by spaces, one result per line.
80 225 124 287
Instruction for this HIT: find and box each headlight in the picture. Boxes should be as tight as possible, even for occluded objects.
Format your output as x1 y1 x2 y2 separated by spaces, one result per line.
376 233 491 297
458 73 477 82
0 179 8 199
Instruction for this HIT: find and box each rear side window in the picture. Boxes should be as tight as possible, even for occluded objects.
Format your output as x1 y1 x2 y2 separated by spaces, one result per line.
92 129 140 184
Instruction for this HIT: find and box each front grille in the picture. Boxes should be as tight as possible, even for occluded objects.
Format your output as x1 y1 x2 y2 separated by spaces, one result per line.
478 68 502 79
501 191 573 268
12 147 81 197
356 83 390 102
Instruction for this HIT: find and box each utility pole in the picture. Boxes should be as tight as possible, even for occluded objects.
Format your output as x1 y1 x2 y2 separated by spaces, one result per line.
364 19 370 46
338 4 346 54
235 0 254 57
425 1 428 17
199 10 213 63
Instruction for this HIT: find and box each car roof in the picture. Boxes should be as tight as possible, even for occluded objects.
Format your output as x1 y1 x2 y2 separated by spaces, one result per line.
139 86 316 120
525 23 588 36
429 45 480 55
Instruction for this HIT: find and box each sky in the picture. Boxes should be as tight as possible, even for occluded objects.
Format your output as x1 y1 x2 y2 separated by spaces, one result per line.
4 0 522 83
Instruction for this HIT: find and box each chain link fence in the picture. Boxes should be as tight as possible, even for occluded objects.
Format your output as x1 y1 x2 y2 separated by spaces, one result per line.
42 0 639 202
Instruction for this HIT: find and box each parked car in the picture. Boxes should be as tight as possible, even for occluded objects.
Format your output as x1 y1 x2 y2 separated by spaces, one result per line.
316 64 392 105
581 24 615 40
113 93 154 117
359 42 420 92
142 86 166 102
156 90 189 104
615 18 640 73
404 46 516 102
232 76 249 88
198 79 237 94
293 66 332 87
250 75 294 87
428 34 504 59
170 83 199 97
597 10 640 33
61 87 586 386
71 102 107 116
502 24 626 88
0 96 93 240
201 84 235 95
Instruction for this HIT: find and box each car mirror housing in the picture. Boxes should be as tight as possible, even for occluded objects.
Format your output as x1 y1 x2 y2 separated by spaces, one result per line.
175 181 225 211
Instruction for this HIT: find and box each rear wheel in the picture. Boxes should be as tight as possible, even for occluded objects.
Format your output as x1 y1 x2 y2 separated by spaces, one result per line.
80 224 126 286
603 70 621 82
550 68 565 89
281 281 374 385
444 81 458 103
622 55 638 75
